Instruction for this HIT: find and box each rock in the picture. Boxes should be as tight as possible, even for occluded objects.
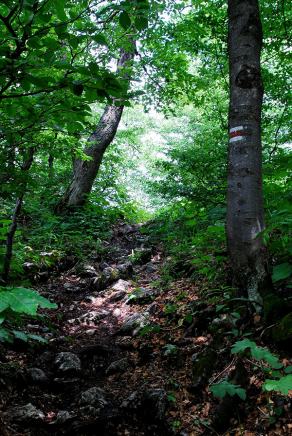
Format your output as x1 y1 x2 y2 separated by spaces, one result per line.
116 262 133 278
54 352 81 374
143 389 167 421
26 368 48 384
148 302 160 315
118 312 149 336
108 290 127 302
121 391 140 409
145 263 157 273
126 287 157 305
8 403 45 423
106 358 130 375
112 279 130 292
113 308 121 317
77 264 98 278
91 274 105 291
50 410 75 425
79 387 108 408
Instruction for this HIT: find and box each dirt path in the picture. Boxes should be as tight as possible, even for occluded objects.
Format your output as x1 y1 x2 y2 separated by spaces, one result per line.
0 223 291 436
0 223 188 435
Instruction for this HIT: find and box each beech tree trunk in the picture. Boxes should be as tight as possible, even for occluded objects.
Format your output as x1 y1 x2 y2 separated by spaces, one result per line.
58 46 135 210
226 0 269 309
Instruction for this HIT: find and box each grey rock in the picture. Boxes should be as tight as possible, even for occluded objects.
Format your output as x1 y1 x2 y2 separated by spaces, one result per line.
106 358 130 375
121 391 140 409
126 288 157 305
145 263 157 273
119 312 149 336
50 410 75 425
112 279 130 292
79 387 108 408
116 262 133 278
143 389 167 421
108 290 127 302
27 368 48 384
8 403 45 423
54 352 81 373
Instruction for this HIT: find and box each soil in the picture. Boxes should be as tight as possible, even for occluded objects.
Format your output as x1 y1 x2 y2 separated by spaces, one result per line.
0 222 291 435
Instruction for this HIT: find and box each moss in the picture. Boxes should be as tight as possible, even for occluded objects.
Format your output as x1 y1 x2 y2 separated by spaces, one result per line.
271 312 292 343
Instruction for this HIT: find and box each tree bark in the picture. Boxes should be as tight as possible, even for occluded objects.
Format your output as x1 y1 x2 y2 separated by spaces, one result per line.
226 0 269 309
1 147 34 283
57 45 136 210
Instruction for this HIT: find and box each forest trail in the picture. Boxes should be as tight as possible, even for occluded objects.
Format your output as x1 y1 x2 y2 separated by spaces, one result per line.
0 223 202 435
0 223 290 436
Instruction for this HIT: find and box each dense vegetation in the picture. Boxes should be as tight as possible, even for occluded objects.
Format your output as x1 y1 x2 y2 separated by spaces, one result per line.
0 0 291 435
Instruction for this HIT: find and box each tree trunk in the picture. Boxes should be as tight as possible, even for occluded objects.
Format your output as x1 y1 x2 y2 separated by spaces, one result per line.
57 45 136 210
1 147 34 283
226 0 269 310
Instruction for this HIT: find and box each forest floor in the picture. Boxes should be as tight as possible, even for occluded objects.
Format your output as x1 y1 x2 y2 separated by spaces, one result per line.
0 222 291 435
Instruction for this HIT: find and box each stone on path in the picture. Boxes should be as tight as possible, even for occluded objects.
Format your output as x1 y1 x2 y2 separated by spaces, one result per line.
54 352 81 374
8 403 45 423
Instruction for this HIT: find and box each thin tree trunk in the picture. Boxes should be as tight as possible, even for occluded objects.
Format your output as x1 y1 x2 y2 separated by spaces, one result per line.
226 0 269 310
57 44 136 210
1 147 34 283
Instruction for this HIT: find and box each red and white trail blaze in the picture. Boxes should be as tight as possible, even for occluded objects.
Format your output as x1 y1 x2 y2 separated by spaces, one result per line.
229 125 246 143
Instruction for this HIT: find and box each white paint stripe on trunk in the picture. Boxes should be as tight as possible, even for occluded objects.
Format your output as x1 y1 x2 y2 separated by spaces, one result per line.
230 125 244 133
229 135 245 143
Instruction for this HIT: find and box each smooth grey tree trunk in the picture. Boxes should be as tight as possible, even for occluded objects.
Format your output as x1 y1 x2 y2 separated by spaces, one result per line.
226 0 269 309
58 46 135 210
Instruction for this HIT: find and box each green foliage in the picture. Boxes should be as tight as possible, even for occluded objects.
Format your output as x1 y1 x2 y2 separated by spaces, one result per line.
0 287 57 315
231 339 283 369
210 381 246 401
272 263 292 282
0 286 57 343
263 375 292 395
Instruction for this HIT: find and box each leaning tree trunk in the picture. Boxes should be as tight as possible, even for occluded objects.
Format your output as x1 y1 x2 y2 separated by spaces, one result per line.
226 0 269 310
58 45 136 210
1 147 35 283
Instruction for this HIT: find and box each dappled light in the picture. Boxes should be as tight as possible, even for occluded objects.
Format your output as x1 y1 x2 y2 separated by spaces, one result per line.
0 1 291 435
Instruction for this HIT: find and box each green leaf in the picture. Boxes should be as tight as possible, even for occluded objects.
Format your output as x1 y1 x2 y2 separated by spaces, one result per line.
0 327 13 343
135 16 148 31
0 287 57 316
284 366 292 374
12 330 28 342
27 334 48 343
210 381 246 400
272 263 292 282
92 34 107 45
119 11 131 30
263 375 292 395
231 339 282 369
54 0 67 21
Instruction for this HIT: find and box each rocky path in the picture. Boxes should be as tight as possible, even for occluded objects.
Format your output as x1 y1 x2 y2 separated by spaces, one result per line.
0 223 188 435
1 223 291 436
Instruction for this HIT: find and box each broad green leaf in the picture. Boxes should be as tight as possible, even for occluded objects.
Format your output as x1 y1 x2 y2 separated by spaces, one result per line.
135 16 148 31
0 287 57 316
119 11 131 29
263 375 292 395
272 263 292 282
0 327 13 343
210 381 246 400
12 330 28 342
